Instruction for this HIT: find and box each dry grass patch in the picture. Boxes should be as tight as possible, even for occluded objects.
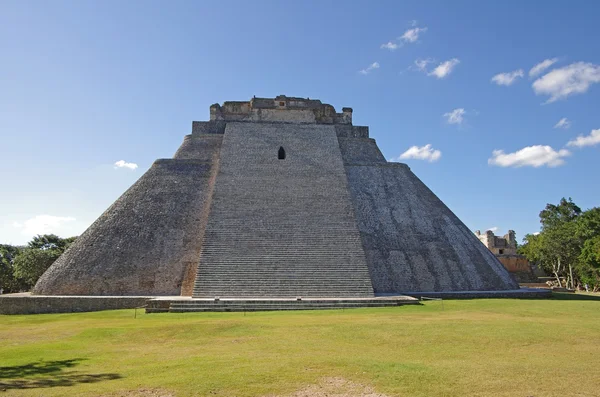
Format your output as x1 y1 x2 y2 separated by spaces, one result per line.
273 377 390 397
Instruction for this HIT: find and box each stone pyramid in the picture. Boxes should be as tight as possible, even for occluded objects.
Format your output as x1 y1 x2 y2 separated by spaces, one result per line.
34 96 518 297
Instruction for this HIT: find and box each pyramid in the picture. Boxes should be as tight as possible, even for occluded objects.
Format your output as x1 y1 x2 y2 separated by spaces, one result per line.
33 96 519 297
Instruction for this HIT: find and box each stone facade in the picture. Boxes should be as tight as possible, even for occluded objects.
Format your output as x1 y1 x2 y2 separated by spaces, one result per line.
475 230 517 255
475 230 538 282
33 95 519 297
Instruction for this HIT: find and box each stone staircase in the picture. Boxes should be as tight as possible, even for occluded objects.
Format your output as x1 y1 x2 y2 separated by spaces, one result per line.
146 297 419 313
192 123 374 298
193 225 374 298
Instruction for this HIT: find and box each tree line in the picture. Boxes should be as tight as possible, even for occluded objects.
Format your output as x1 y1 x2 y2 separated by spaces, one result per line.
519 198 600 291
0 234 76 294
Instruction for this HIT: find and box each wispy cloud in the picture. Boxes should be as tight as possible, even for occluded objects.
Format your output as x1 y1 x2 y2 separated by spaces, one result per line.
359 62 380 75
554 118 571 129
491 69 524 86
13 215 76 236
488 226 499 232
413 58 434 72
444 108 466 125
428 58 460 79
400 26 428 43
488 145 570 168
391 144 442 163
529 58 558 78
567 129 600 148
532 62 600 103
381 23 426 51
380 42 399 51
114 160 138 170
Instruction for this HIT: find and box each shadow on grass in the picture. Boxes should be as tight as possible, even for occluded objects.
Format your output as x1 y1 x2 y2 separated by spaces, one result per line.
0 359 121 390
551 292 600 301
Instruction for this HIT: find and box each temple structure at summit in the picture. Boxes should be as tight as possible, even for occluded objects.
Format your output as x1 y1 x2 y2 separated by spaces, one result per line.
33 95 520 299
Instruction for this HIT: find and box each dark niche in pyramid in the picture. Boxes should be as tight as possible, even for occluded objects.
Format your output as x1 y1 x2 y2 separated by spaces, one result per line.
34 96 520 298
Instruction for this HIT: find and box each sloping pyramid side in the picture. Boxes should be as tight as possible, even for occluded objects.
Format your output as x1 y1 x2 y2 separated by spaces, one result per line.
345 162 519 293
33 156 219 296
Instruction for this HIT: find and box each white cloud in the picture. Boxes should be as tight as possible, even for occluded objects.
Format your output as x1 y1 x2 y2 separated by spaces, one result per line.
13 215 76 236
391 144 442 163
444 108 466 125
413 58 434 72
428 58 460 79
529 58 558 78
380 41 399 51
114 160 138 170
532 62 600 103
488 227 498 232
400 26 428 43
567 129 600 148
488 145 570 168
491 69 524 86
359 62 380 75
554 117 571 129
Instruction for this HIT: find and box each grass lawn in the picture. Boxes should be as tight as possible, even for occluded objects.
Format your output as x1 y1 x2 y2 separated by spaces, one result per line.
1 293 599 397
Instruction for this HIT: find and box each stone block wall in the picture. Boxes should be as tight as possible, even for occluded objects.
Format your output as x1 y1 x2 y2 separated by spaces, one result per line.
0 295 150 315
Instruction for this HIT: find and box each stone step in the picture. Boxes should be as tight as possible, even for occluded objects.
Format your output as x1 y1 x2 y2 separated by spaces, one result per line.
145 296 419 313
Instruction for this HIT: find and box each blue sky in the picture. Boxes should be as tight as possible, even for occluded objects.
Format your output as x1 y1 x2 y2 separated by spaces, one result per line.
1 0 599 245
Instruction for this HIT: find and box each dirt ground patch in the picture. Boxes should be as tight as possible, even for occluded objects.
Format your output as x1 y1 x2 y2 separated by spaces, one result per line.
274 377 390 397
102 388 175 397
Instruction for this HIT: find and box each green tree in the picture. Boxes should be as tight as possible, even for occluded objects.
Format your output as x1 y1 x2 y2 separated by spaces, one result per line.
12 248 62 288
9 234 77 290
520 198 584 289
544 220 580 288
0 244 27 293
575 207 600 240
28 234 76 251
518 233 542 262
574 207 600 290
539 197 581 231
578 236 600 290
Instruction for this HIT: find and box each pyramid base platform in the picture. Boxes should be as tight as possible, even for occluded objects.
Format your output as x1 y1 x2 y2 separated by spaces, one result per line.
0 288 552 315
145 296 420 313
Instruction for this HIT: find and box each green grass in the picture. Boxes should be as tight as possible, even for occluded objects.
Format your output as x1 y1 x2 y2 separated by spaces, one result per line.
1 294 600 396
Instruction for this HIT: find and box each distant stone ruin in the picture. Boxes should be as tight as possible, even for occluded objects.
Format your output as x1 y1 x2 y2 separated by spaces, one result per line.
34 95 520 298
475 230 517 256
475 229 537 282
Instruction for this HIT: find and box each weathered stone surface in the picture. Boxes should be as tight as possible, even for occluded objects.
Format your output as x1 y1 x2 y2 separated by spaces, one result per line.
475 229 518 255
338 137 386 165
0 294 149 315
146 296 419 313
193 122 374 298
173 134 222 161
33 159 219 296
402 288 552 299
191 120 226 135
344 162 519 293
